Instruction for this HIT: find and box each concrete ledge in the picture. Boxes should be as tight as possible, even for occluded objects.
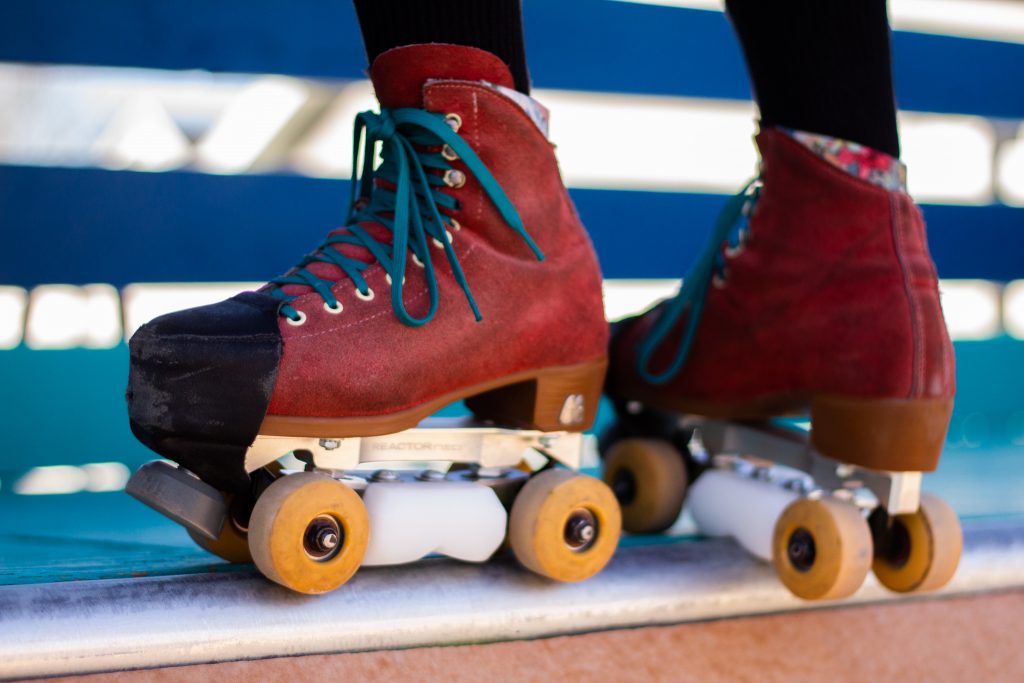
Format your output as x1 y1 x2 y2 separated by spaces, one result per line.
2 517 1023 680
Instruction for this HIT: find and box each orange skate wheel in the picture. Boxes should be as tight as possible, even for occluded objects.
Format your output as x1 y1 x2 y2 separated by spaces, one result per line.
603 438 687 534
772 497 873 600
249 472 369 594
509 469 621 582
187 497 252 564
872 493 962 593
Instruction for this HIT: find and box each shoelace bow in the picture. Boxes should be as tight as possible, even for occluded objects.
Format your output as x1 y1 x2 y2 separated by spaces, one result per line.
635 178 763 384
272 107 544 326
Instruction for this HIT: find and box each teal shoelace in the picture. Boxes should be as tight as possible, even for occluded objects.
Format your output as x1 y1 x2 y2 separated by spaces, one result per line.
272 108 544 326
635 178 762 385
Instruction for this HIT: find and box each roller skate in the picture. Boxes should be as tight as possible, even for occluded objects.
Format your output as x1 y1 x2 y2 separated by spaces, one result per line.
125 44 620 594
602 128 962 600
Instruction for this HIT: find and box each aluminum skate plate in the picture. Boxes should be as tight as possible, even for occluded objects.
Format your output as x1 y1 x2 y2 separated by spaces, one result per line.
695 419 922 514
245 416 585 473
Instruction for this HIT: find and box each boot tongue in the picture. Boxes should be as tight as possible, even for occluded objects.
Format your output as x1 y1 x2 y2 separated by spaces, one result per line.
370 43 515 108
280 45 512 301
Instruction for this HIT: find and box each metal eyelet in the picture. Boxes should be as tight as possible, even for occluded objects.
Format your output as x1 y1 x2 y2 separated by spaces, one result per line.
712 273 727 289
323 301 343 314
444 169 466 188
450 218 461 231
444 113 462 132
432 230 455 249
412 253 425 268
286 310 307 326
441 144 458 161
724 242 745 258
385 273 406 286
355 288 375 302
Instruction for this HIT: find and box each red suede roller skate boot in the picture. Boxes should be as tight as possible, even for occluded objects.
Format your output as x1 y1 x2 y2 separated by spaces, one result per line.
126 44 620 593
602 128 961 600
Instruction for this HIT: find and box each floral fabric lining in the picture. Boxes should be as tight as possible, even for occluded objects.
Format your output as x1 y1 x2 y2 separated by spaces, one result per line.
782 127 907 192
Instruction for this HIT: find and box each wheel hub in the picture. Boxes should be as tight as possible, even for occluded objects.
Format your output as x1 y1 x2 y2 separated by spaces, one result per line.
787 527 817 572
303 515 343 561
564 509 598 552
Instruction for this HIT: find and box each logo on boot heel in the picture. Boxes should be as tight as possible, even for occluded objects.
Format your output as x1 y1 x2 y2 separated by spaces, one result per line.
559 394 585 426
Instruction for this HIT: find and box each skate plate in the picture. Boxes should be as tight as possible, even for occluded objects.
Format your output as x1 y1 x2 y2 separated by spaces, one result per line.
603 412 960 600
692 419 921 514
244 416 586 473
127 415 617 593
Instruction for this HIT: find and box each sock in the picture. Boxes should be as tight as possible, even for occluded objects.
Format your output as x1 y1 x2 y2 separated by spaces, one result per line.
725 0 901 158
352 0 531 94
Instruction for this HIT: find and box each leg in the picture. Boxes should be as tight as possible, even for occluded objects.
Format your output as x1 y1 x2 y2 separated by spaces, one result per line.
352 0 531 94
726 0 899 157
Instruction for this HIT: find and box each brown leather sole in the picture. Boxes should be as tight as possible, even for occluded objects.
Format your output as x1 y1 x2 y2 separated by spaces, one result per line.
623 388 952 473
810 395 953 472
258 358 608 438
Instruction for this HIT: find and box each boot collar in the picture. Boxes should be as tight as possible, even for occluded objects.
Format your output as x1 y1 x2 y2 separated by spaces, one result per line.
369 43 515 108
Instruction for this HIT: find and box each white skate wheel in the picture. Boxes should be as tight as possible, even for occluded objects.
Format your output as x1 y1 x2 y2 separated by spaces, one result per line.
686 468 799 562
361 481 508 567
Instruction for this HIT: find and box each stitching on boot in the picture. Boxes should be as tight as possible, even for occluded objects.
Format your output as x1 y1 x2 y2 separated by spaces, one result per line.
472 91 483 227
890 194 924 397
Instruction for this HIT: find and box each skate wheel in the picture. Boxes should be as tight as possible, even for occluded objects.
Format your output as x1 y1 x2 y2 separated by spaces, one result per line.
772 497 873 600
872 493 962 593
509 469 621 582
248 472 369 594
187 495 252 564
602 438 687 534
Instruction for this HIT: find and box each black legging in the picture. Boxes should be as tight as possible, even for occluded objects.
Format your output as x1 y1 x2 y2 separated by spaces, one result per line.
352 0 900 158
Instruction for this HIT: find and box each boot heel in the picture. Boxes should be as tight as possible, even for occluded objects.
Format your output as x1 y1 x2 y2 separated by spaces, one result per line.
465 359 608 432
811 395 953 472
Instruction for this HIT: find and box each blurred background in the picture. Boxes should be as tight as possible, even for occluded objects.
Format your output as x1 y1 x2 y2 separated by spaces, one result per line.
0 0 1022 579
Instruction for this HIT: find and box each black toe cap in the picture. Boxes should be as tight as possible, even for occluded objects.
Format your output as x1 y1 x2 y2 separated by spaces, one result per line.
127 291 283 493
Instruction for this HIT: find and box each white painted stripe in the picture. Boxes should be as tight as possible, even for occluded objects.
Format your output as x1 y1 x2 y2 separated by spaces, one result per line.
544 91 758 192
291 80 377 178
195 76 311 174
14 465 89 495
612 0 1024 45
1003 280 1024 340
293 85 762 190
603 279 1001 341
0 279 1008 348
0 62 1009 203
13 462 131 495
24 284 121 350
602 278 680 321
891 0 1024 45
0 285 27 349
996 127 1024 207
121 282 262 339
293 83 999 204
939 280 1003 340
900 112 995 204
93 94 192 172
